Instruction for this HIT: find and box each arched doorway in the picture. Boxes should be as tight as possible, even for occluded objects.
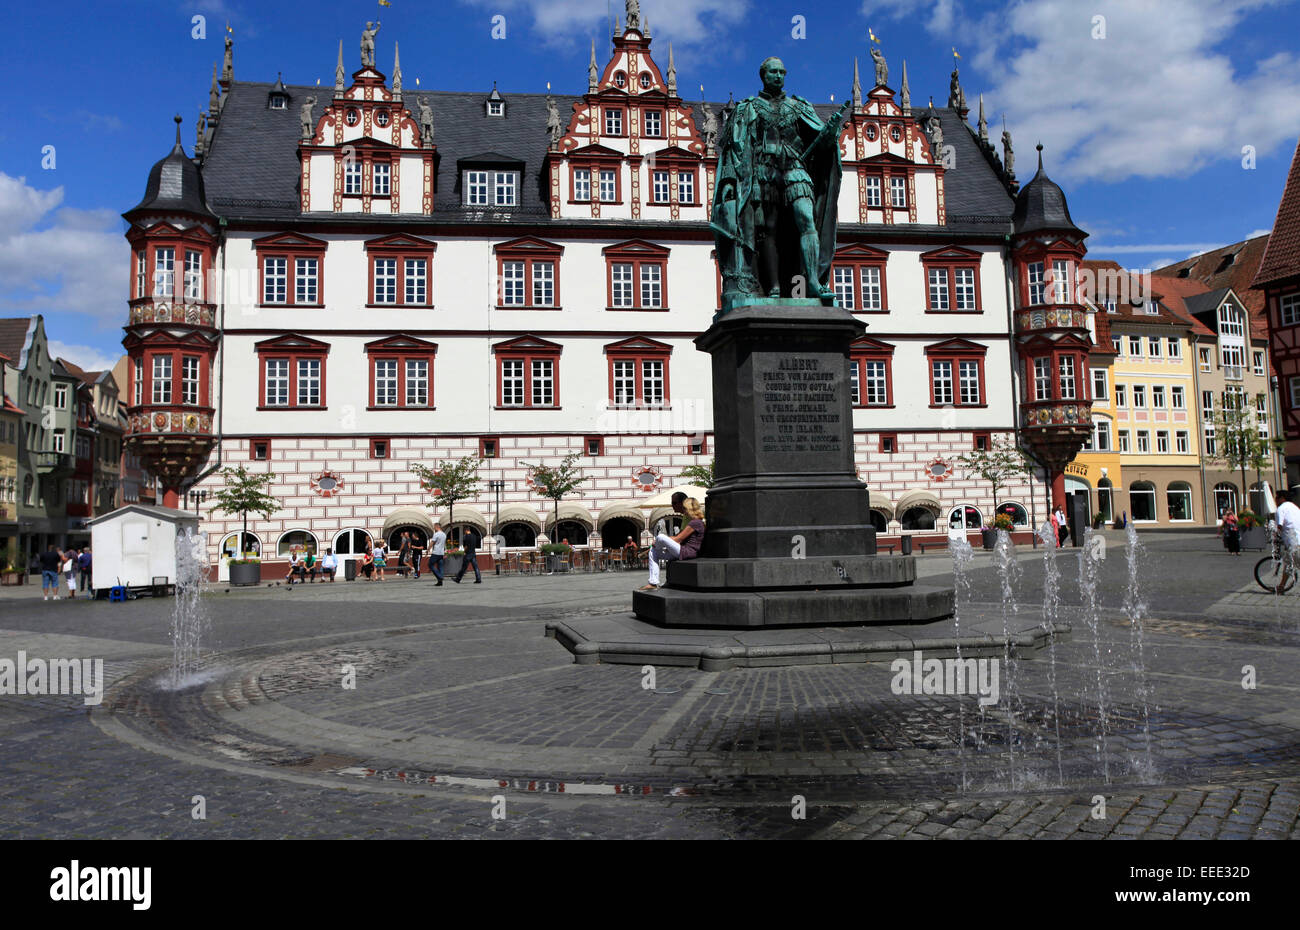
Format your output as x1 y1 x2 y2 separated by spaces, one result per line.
386 525 429 553
551 521 589 546
1166 481 1193 521
1097 478 1114 523
900 507 936 531
948 504 982 529
1130 481 1157 522
217 531 261 582
498 522 538 548
333 527 373 573
600 517 640 548
868 511 888 533
1213 482 1238 519
277 529 319 557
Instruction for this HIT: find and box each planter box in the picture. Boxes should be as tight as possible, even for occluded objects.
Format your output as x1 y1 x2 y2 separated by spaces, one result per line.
229 562 261 586
1239 527 1268 550
443 555 464 578
0 572 23 586
980 528 997 550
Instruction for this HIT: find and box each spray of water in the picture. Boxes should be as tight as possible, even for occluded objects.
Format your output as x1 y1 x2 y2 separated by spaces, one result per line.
949 534 974 791
1123 523 1156 779
1037 520 1064 786
993 528 1023 787
169 529 210 688
1078 526 1111 782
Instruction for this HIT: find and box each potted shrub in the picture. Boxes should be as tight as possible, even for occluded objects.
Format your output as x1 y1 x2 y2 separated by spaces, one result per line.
227 556 261 587
1092 511 1106 530
1239 510 1267 550
979 524 997 550
541 542 573 572
0 559 23 586
443 547 464 579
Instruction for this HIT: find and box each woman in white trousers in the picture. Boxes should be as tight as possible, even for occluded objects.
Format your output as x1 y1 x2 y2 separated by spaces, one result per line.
640 498 706 590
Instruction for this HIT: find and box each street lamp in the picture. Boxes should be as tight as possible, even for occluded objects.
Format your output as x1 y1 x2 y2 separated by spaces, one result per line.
188 489 208 514
488 479 505 573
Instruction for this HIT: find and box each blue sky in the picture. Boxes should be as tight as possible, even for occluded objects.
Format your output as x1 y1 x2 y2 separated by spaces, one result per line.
2 0 1298 371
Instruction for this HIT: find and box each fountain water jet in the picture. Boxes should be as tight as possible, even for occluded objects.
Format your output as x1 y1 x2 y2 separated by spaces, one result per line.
1123 523 1156 778
993 528 1024 787
1078 526 1111 782
1037 520 1065 786
169 529 210 689
948 534 974 791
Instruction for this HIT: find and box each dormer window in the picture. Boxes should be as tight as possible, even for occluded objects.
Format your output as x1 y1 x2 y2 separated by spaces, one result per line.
375 109 390 128
464 169 519 207
639 73 652 89
269 95 287 110
614 72 627 88
488 100 504 117
345 109 359 126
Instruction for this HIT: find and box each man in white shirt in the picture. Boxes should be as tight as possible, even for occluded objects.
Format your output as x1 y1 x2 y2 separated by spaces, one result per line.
429 522 447 587
320 548 338 583
1269 488 1300 592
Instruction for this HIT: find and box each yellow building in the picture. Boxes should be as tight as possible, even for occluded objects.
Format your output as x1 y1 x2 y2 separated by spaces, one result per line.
1074 263 1202 525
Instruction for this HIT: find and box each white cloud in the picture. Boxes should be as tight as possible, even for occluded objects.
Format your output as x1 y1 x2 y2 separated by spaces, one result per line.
460 0 750 48
0 173 123 325
862 0 1300 183
1247 228 1272 239
47 341 123 375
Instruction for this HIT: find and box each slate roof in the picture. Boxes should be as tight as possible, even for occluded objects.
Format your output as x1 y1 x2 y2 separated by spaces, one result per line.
1013 146 1084 237
126 119 215 220
1152 235 1269 325
1253 137 1300 289
197 81 1019 236
0 318 35 369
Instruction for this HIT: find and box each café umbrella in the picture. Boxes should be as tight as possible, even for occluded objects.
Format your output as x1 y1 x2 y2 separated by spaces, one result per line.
638 485 710 509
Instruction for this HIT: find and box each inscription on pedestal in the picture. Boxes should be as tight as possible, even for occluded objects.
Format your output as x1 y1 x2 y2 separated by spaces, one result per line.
757 355 844 455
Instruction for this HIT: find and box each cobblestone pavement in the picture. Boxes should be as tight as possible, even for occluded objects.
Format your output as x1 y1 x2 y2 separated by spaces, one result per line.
2 530 1299 839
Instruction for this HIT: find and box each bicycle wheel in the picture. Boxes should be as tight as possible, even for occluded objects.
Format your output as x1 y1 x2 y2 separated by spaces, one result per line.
1255 556 1296 593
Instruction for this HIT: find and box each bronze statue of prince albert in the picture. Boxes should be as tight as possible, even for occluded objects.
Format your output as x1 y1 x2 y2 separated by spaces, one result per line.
711 57 849 313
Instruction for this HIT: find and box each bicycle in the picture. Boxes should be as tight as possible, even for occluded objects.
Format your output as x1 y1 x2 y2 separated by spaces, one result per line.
1254 536 1296 593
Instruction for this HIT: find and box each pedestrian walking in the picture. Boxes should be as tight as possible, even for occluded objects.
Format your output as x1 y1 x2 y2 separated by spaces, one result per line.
429 522 446 586
398 532 412 578
78 546 92 593
1219 508 1241 555
39 544 61 601
63 549 76 599
372 540 388 581
1054 504 1069 547
410 534 425 579
452 527 482 584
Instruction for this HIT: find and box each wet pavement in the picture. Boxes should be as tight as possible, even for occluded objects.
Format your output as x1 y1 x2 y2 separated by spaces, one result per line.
2 529 1299 839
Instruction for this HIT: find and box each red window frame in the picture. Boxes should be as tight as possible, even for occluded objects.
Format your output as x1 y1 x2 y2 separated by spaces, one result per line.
921 246 983 313
605 337 673 408
369 438 390 459
1022 342 1092 404
972 431 991 451
603 240 670 311
493 336 562 409
126 223 215 305
1016 238 1086 309
849 337 895 408
365 234 436 308
585 435 605 457
643 148 700 206
494 237 564 309
879 432 899 454
686 434 707 455
249 438 272 461
254 335 330 410
140 348 212 409
364 336 437 409
925 339 988 408
253 233 327 308
603 105 625 137
567 146 623 204
832 245 890 313
479 436 500 458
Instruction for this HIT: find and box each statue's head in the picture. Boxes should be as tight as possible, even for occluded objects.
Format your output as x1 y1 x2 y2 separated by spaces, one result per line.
759 57 786 94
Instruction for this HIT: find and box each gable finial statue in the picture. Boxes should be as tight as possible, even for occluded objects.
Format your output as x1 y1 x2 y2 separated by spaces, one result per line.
209 64 220 113
711 57 849 310
300 96 317 142
361 21 381 69
870 44 887 87
625 0 641 31
1002 121 1015 178
700 90 718 153
546 92 562 149
418 97 435 146
222 32 233 82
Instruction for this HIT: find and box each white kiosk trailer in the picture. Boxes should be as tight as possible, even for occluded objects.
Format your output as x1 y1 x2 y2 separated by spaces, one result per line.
88 505 200 598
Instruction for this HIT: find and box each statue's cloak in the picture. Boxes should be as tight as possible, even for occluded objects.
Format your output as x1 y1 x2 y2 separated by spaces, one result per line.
710 93 841 300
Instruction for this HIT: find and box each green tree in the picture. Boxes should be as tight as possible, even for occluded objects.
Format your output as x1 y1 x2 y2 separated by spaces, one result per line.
209 465 279 557
1210 397 1271 511
677 458 716 489
956 437 1035 513
523 452 587 539
410 455 482 531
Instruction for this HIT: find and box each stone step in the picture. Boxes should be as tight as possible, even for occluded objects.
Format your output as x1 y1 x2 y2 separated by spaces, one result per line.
667 555 915 590
634 582 954 628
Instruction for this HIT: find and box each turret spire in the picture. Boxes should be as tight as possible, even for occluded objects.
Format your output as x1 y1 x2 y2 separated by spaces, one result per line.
589 40 598 92
173 114 183 152
335 40 345 94
900 60 910 115
852 58 862 109
209 64 220 114
667 43 677 95
393 42 402 96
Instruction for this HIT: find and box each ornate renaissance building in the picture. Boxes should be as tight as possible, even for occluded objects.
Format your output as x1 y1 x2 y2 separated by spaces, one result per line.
121 7 1098 574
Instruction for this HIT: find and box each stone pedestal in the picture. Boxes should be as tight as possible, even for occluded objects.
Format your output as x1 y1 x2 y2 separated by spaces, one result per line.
633 303 954 628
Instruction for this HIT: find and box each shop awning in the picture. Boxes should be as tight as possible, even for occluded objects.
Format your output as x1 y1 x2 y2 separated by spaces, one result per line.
896 489 941 513
596 500 648 529
437 504 488 532
493 505 541 529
